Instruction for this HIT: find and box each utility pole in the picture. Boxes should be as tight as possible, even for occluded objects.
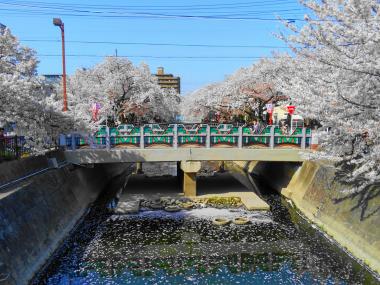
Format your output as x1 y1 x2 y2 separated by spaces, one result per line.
53 18 68 112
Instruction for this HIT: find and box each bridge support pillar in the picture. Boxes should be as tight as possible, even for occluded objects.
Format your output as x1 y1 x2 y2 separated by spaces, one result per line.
136 162 143 174
177 161 183 188
183 172 197 197
180 161 201 197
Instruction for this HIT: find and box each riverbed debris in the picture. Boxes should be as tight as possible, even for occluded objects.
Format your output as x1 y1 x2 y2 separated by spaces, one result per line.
114 201 140 214
164 205 181 212
143 197 241 210
232 217 250 225
212 217 231 226
113 195 263 229
134 196 242 212
115 196 251 217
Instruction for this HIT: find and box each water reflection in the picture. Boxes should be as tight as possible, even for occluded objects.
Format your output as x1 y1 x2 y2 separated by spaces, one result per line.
32 197 379 285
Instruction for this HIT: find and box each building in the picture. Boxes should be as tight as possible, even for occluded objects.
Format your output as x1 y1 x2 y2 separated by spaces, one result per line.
43 74 62 85
153 67 181 94
41 74 62 94
272 105 304 130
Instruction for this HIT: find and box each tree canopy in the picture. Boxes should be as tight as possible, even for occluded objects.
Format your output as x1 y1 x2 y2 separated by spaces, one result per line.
183 0 379 194
47 57 180 132
0 28 73 150
0 28 180 150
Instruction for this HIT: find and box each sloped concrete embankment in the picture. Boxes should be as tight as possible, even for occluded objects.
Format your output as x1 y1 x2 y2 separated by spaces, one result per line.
241 160 380 274
0 153 131 285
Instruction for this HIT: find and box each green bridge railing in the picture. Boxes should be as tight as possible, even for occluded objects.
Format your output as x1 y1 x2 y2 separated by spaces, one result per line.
60 123 313 151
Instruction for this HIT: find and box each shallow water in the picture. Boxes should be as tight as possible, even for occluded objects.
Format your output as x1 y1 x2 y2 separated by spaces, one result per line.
32 194 379 285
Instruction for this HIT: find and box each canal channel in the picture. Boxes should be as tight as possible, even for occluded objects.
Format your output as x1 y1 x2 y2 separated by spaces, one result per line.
31 165 380 285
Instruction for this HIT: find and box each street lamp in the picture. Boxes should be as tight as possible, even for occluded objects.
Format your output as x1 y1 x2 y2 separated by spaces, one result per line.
53 18 68 112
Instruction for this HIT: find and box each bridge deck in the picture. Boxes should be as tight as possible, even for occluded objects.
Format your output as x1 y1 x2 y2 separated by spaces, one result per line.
64 147 307 164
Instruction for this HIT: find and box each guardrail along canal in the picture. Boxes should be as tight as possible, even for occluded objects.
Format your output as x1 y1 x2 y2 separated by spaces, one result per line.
31 171 379 284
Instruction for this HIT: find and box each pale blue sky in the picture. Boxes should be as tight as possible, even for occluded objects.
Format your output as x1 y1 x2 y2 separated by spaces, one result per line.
0 0 307 93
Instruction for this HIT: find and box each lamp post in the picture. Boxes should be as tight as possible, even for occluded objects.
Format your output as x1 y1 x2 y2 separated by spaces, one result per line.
53 18 68 112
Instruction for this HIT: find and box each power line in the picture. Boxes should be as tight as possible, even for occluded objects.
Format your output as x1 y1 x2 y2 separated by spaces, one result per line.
38 54 272 58
0 0 300 11
22 39 289 49
0 0 308 22
38 54 273 59
0 9 304 19
3 1 362 23
0 8 305 21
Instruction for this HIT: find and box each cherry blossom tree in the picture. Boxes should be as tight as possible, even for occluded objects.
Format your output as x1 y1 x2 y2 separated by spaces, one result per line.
60 57 180 131
277 0 380 196
0 28 180 152
184 0 379 200
181 59 288 122
0 27 72 151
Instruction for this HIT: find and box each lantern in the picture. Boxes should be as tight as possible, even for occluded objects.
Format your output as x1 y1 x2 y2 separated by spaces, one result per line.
287 105 296 115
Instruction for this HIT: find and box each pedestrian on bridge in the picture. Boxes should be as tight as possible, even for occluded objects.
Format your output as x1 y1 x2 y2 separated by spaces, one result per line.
252 119 260 134
280 121 289 135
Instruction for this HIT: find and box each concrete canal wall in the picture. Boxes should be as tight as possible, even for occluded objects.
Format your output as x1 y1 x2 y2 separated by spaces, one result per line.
235 160 380 275
0 153 131 285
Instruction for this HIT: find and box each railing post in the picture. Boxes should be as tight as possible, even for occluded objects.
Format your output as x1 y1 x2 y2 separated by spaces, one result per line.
89 135 95 149
59 134 66 149
71 133 76 151
238 126 243 149
140 126 144 149
311 130 319 150
206 125 211 148
301 128 306 149
106 126 110 150
269 126 275 149
14 135 19 159
173 124 178 149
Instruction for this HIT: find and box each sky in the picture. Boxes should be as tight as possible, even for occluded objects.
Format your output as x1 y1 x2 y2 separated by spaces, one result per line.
0 0 308 94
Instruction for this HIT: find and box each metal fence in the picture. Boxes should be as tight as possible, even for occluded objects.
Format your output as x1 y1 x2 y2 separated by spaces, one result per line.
0 136 27 162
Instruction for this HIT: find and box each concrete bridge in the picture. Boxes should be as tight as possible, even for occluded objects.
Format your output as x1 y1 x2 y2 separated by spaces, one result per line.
64 147 307 164
62 123 313 163
60 123 314 197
